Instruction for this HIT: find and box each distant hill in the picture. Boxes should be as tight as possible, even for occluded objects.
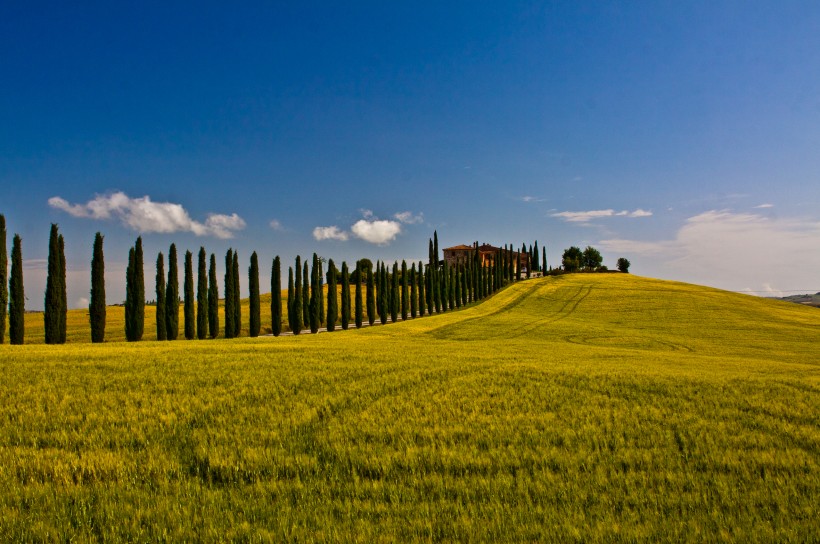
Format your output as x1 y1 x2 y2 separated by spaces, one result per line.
775 293 820 308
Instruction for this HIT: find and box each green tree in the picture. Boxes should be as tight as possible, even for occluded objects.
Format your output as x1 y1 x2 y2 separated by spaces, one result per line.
197 248 207 339
58 234 67 343
184 250 195 340
155 252 167 341
309 253 320 334
582 246 603 271
318 259 325 326
366 263 375 326
8 234 24 344
44 224 61 344
232 250 241 337
208 253 219 338
391 262 399 322
543 246 547 274
340 261 350 330
562 246 583 272
326 259 338 332
90 232 106 343
617 257 631 273
125 247 136 341
401 260 408 320
417 261 426 316
302 260 310 329
354 261 363 329
249 251 260 338
0 215 6 344
410 263 417 318
166 244 179 340
533 240 540 272
224 249 235 339
378 262 388 324
134 237 144 341
293 256 303 335
287 266 295 333
271 256 282 337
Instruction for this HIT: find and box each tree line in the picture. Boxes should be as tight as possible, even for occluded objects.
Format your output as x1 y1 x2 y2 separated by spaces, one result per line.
0 216 568 344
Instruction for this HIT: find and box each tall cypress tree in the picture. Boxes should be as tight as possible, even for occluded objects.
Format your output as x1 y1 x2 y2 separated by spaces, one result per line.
90 232 106 343
0 215 6 344
527 244 533 279
293 256 303 335
354 261 363 329
58 234 66 343
125 246 135 341
232 250 241 337
184 250 195 340
318 259 325 326
390 262 399 323
166 244 179 340
417 261 425 316
432 233 441 313
366 263 375 326
377 262 386 324
340 261 350 330
208 253 219 338
533 240 540 273
302 260 310 328
271 256 282 337
287 266 295 333
224 249 235 339
197 248 207 339
410 263 417 318
440 260 449 313
44 224 61 344
155 252 167 341
543 246 547 273
401 260 408 321
326 259 338 332
309 253 320 333
9 234 24 345
134 237 145 341
455 264 461 308
249 251 260 338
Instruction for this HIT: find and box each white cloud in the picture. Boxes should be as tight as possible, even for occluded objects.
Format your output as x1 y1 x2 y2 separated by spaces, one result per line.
312 226 349 241
552 208 653 222
269 219 283 230
598 209 820 294
520 196 547 203
49 192 245 239
754 203 774 209
351 219 402 245
394 211 424 224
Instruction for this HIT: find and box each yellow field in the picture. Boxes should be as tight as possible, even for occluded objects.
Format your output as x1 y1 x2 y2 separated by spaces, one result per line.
1 274 818 541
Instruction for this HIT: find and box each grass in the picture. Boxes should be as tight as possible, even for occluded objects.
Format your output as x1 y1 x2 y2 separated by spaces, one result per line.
0 274 818 541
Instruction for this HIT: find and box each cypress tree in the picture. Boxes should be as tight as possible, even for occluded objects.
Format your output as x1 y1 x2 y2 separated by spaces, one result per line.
224 249 234 339
249 251 260 338
455 265 461 308
155 252 167 341
410 263 417 318
134 237 144 340
184 250 195 340
302 260 310 328
417 261 425 316
232 250 241 337
374 260 382 323
534 240 540 272
271 256 282 337
366 263 375 326
208 254 219 338
293 256 303 335
166 244 179 340
0 215 6 344
354 261 363 329
44 224 60 344
58 234 66 343
309 253 319 333
441 260 449 312
340 261 350 330
508 244 515 282
401 260 408 320
391 262 399 323
90 232 106 343
432 233 441 313
197 248 207 339
378 262 388 324
461 264 468 305
543 246 547 274
326 259 338 332
527 244 533 278
318 259 325 326
125 247 135 341
287 266 295 333
8 234 24 345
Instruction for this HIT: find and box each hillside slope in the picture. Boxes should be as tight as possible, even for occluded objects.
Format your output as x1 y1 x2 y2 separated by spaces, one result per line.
0 274 818 541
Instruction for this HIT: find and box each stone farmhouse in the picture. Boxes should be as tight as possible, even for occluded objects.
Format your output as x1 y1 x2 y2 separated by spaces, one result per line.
442 243 530 274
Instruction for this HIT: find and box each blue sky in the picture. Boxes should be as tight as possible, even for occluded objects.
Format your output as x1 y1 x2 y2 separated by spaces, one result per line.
3 2 820 309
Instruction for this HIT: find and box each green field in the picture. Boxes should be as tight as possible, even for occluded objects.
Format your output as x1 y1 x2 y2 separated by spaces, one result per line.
1 274 818 541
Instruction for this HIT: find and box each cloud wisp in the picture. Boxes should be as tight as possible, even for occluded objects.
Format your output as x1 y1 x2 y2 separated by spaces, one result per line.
394 211 424 224
312 226 349 241
49 192 246 239
551 208 653 223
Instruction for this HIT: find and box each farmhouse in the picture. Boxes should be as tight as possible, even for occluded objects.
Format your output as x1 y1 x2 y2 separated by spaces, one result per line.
442 243 530 274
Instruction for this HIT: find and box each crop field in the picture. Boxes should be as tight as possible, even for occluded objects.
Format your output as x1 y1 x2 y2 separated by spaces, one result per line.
0 274 818 541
